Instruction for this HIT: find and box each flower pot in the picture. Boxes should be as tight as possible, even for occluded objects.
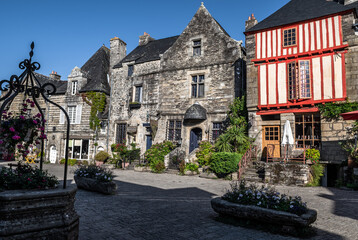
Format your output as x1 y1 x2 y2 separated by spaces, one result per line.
348 157 358 168
211 197 317 227
74 175 117 195
95 160 104 167
0 185 79 239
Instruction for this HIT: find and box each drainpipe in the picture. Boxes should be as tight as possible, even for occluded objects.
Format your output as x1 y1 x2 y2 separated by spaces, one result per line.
106 74 112 152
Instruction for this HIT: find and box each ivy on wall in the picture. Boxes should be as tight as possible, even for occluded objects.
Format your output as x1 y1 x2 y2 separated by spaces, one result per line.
81 92 106 130
318 101 358 121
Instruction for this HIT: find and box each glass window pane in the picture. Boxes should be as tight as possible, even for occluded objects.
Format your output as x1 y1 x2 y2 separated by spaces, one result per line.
198 84 204 97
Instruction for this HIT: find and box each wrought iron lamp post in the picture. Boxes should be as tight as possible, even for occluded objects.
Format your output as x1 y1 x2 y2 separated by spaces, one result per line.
0 42 71 188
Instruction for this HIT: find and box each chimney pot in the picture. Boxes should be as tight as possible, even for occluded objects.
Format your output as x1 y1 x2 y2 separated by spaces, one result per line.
139 32 155 46
49 71 61 81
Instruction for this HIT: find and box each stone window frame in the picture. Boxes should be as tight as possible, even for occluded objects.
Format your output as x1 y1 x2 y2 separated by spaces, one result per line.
71 81 78 95
188 35 205 57
187 69 210 100
128 64 134 77
191 74 205 98
167 119 182 142
212 122 223 142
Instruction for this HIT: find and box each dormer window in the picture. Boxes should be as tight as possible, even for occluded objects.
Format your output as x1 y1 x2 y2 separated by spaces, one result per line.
193 40 201 56
283 28 296 47
71 81 78 95
128 65 134 77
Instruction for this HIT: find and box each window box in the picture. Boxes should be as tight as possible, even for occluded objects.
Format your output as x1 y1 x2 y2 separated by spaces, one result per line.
129 102 141 110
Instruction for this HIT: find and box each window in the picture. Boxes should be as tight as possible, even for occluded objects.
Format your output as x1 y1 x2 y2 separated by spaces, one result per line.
67 139 89 160
193 40 201 56
283 28 296 47
167 120 182 141
295 114 321 149
116 123 127 144
212 122 223 142
191 75 205 98
71 81 78 95
134 85 142 103
287 61 311 100
128 65 134 77
68 106 76 124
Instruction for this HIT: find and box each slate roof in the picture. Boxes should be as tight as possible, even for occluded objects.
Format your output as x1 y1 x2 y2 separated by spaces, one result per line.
246 0 358 33
79 46 111 95
184 103 207 120
114 36 179 68
33 73 67 95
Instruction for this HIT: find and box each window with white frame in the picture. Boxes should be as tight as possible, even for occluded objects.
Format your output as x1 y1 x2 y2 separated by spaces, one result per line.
134 85 142 103
287 60 311 100
71 81 78 95
193 40 201 56
67 139 89 160
68 106 77 124
191 75 205 98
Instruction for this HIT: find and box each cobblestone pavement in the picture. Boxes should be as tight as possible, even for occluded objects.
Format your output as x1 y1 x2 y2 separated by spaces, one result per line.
4 163 358 240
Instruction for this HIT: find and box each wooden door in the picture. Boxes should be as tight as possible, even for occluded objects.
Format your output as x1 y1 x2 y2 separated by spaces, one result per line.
262 126 281 158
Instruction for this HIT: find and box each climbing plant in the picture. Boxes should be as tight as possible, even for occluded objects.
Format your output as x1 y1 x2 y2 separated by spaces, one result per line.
318 101 358 121
81 92 107 130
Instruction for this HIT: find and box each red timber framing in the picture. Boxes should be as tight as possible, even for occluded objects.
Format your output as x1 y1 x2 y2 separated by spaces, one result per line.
250 12 349 111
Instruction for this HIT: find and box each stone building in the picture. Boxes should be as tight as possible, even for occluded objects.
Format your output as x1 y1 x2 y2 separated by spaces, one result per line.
1 45 111 163
109 3 246 160
245 0 358 186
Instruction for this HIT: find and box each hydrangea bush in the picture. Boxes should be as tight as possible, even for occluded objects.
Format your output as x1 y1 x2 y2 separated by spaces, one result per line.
74 165 114 182
222 180 308 216
0 164 58 190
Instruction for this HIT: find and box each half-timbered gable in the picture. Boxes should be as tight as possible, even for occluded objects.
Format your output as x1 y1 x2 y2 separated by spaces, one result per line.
245 0 358 186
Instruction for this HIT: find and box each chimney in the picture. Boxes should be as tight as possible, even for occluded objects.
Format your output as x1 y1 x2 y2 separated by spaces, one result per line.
110 37 127 69
49 71 61 81
344 0 358 5
245 13 258 31
139 32 154 46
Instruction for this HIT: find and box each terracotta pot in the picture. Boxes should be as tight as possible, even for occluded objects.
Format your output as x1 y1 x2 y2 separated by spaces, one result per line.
95 161 103 166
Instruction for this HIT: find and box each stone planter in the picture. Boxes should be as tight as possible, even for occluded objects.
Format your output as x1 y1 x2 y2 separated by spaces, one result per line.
74 176 117 195
211 197 317 227
184 170 199 175
0 185 79 239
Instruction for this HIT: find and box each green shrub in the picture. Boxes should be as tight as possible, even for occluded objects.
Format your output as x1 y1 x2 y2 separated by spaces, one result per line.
210 152 242 177
59 158 77 166
95 151 110 162
0 164 59 190
307 163 325 187
185 162 199 173
196 141 215 166
305 149 320 164
145 141 175 172
111 143 140 167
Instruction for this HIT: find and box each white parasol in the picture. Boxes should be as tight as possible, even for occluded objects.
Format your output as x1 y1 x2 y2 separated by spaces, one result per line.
282 120 294 145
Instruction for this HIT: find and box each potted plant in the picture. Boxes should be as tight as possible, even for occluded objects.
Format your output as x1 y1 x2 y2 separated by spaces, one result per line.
74 165 117 194
211 180 317 229
0 163 79 239
94 151 110 166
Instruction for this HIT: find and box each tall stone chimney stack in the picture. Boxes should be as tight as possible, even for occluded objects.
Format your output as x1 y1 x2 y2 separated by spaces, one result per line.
139 32 154 46
49 71 61 80
245 14 258 31
110 37 126 69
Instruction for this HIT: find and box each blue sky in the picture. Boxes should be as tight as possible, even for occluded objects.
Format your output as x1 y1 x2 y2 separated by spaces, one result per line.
0 0 289 80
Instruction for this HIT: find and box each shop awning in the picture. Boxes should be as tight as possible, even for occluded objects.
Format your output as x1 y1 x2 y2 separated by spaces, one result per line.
340 110 358 120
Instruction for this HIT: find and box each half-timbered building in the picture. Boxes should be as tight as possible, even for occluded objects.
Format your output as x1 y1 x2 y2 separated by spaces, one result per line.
245 0 358 185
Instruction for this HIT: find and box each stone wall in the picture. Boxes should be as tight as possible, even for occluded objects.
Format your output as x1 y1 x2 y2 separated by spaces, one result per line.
263 163 310 186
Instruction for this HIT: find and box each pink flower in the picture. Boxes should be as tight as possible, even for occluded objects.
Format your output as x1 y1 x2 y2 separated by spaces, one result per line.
12 135 20 140
33 120 38 124
19 116 25 120
0 140 3 144
31 103 35 107
9 127 15 132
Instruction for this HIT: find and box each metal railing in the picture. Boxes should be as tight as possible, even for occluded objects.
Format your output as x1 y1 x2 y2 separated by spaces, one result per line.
238 145 258 180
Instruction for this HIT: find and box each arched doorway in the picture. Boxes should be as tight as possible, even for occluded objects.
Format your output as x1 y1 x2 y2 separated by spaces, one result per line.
49 145 57 164
189 128 202 153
